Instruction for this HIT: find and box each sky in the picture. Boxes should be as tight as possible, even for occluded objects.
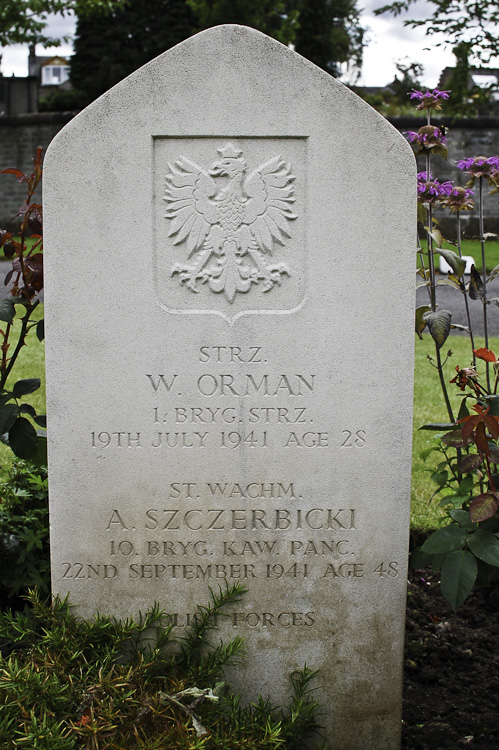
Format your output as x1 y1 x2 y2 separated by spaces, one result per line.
0 1 457 88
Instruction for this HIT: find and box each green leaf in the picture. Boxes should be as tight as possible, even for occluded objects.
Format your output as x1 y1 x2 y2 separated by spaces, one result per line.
20 404 36 418
441 550 477 611
438 493 470 508
426 226 443 247
449 509 476 530
0 403 20 435
430 470 449 487
409 547 432 569
8 417 38 459
423 309 452 349
469 266 484 301
0 299 16 325
438 248 466 278
422 524 468 554
29 434 47 467
467 529 499 567
419 422 455 431
420 446 441 461
12 379 41 398
469 493 499 523
431 553 447 572
437 278 463 291
415 305 431 339
0 391 13 408
458 475 475 495
483 395 499 417
457 399 470 421
36 319 44 342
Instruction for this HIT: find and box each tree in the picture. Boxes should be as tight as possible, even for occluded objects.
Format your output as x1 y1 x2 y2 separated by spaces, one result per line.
389 59 424 101
68 0 365 106
375 0 499 66
0 0 126 47
293 0 365 77
186 0 298 46
70 0 195 103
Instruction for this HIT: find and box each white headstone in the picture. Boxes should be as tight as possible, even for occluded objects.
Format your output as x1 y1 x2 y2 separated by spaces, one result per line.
44 26 415 749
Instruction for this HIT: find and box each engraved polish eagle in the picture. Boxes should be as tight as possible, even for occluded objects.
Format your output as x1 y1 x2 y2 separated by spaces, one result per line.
164 143 297 303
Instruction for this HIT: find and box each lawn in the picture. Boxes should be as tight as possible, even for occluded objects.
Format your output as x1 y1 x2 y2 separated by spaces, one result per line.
411 332 499 529
419 238 499 273
0 304 45 467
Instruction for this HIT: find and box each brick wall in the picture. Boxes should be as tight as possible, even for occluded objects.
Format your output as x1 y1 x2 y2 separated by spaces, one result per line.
0 112 74 229
389 116 499 237
1 112 498 236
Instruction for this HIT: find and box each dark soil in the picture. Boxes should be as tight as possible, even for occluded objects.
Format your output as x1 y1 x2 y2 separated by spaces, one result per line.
403 565 499 749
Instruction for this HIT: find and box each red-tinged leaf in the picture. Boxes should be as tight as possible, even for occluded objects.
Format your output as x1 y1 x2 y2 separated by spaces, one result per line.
483 415 499 440
441 429 469 448
460 415 480 443
469 493 499 522
28 253 43 270
459 453 483 473
0 168 26 182
489 445 499 464
474 421 490 457
3 242 16 259
473 347 497 362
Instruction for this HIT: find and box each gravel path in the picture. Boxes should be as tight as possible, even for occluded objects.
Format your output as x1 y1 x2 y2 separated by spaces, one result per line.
417 273 499 337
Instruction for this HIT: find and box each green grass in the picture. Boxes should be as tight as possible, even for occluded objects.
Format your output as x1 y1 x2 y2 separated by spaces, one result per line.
412 333 499 530
0 307 492 532
0 304 45 468
419 238 499 273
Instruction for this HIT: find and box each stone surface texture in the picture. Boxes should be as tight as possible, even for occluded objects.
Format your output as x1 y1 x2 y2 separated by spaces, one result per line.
44 26 415 749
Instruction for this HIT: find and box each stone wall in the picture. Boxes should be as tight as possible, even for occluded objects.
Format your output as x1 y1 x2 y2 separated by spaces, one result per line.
0 112 74 229
390 116 499 237
1 112 499 236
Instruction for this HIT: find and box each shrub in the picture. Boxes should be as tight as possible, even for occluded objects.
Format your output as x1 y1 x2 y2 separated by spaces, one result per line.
0 460 50 607
0 585 322 749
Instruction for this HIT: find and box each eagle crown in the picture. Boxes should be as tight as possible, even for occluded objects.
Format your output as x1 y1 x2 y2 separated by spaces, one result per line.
209 156 247 180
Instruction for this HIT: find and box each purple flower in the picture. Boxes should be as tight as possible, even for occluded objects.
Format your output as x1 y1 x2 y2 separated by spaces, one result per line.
417 172 454 204
456 156 499 187
406 125 448 158
444 185 475 212
409 88 451 111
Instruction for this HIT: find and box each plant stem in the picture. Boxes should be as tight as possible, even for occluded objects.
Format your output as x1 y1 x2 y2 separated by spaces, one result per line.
479 177 491 390
0 303 39 390
456 211 476 363
436 346 455 423
423 117 453 421
428 203 437 311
